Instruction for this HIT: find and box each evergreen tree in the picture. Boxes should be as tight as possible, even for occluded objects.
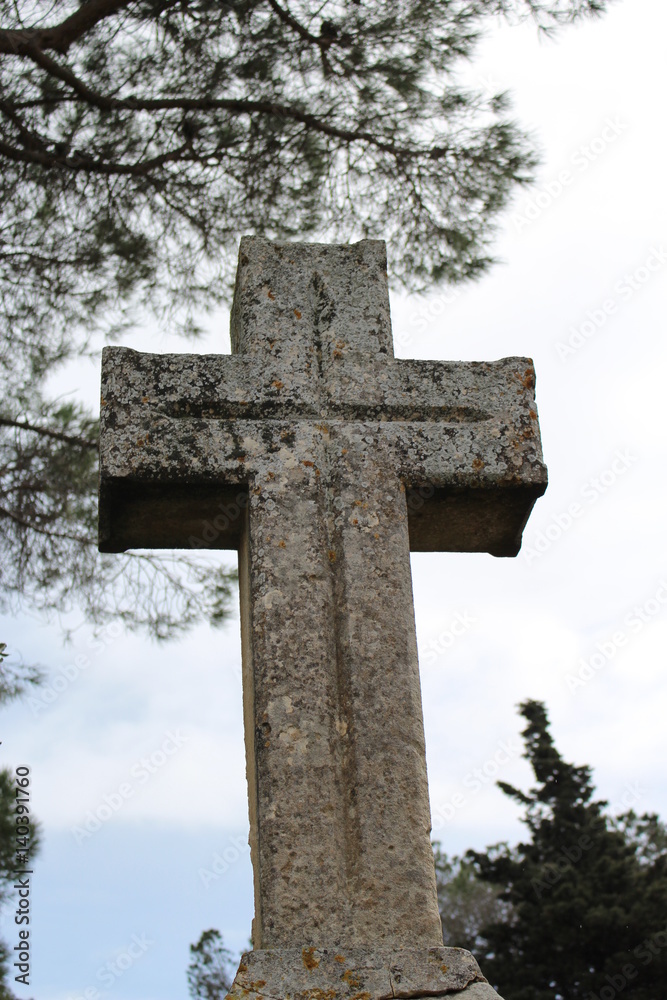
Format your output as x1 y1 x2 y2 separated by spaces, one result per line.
187 929 235 1000
0 0 609 352
0 0 610 633
466 700 667 1000
0 388 238 638
434 844 511 953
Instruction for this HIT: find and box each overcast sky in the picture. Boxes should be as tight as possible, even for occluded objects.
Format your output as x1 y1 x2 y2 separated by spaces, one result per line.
1 1 666 998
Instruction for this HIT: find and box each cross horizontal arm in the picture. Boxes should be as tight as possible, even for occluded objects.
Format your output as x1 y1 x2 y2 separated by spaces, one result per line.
100 347 539 424
99 348 546 555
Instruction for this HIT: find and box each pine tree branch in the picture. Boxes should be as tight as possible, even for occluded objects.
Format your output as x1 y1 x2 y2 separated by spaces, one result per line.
0 98 54 156
0 416 97 450
0 135 192 176
22 40 128 108
3 38 442 163
265 0 331 50
264 0 341 78
0 0 136 56
0 503 91 543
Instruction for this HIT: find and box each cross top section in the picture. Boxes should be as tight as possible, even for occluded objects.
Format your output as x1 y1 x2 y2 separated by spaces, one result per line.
231 237 394 360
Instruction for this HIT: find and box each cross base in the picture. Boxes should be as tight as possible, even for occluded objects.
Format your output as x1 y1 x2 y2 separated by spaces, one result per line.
226 947 506 1000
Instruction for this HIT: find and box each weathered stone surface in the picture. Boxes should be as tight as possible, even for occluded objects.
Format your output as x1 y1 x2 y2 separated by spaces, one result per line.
99 240 546 558
456 985 506 1000
227 947 505 1000
98 237 547 964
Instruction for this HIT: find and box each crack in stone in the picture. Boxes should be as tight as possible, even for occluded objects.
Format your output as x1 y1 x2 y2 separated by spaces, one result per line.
385 978 485 999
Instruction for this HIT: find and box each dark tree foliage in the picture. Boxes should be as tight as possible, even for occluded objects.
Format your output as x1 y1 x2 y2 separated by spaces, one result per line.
0 0 609 346
0 391 238 638
434 844 511 953
187 928 235 1000
466 700 667 1000
0 0 609 635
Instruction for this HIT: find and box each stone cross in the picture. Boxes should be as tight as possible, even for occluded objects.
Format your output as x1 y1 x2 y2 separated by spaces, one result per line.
99 238 547 1000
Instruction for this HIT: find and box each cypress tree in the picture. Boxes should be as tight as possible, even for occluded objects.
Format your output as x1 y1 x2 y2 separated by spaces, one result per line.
467 701 667 1000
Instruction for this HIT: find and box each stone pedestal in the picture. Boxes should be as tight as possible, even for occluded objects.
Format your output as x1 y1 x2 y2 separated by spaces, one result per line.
226 947 505 1000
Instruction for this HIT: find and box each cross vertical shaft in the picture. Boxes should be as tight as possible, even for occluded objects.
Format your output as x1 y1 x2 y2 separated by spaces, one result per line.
99 237 547 1000
238 424 442 948
233 241 441 947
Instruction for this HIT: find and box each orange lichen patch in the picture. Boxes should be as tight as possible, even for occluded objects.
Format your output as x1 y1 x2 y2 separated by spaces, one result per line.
267 289 276 300
332 349 343 359
302 460 314 467
351 518 359 525
237 455 246 462
341 448 348 456
272 380 284 390
136 434 149 447
100 397 106 406
328 550 336 562
267 471 275 479
350 993 371 1000
294 309 302 319
354 500 362 506
334 955 346 964
248 981 266 990
472 457 484 470
141 396 150 403
302 990 335 1000
237 963 248 974
374 532 379 539
440 965 449 974
529 409 538 420
514 368 535 391
315 468 321 476
278 540 286 548
302 947 320 970
342 971 362 989
315 423 329 434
